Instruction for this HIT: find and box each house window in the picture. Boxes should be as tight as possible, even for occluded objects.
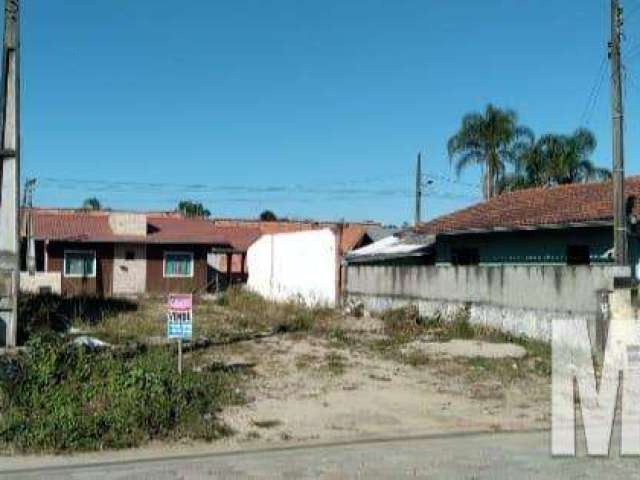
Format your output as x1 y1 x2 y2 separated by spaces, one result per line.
125 250 136 261
164 252 194 278
567 245 590 265
451 247 480 266
64 250 96 277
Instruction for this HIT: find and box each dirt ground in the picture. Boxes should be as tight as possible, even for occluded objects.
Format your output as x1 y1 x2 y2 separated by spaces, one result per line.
70 292 551 449
187 312 550 448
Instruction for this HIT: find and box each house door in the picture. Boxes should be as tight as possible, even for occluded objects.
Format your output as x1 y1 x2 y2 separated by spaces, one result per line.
113 244 146 295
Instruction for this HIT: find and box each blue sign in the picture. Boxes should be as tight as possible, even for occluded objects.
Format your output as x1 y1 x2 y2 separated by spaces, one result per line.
167 309 192 340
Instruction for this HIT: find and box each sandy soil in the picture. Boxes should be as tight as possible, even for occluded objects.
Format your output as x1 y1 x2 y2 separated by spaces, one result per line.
191 317 550 448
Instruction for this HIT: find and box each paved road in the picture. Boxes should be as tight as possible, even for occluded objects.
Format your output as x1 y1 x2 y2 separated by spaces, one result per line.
1 429 639 479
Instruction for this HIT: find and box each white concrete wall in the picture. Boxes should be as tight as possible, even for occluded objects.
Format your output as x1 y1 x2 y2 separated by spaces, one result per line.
346 265 613 343
19 271 61 294
112 244 146 295
108 213 147 236
247 229 337 306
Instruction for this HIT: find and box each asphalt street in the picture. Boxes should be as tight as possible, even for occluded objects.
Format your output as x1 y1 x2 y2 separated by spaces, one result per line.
1 428 640 479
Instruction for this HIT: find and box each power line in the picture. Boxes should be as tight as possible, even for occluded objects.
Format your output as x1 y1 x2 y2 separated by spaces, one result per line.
35 175 481 198
580 53 608 125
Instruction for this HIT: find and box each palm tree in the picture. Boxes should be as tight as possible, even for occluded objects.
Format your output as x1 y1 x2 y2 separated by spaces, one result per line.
448 104 533 199
81 197 102 210
500 128 610 192
542 129 610 184
178 200 211 218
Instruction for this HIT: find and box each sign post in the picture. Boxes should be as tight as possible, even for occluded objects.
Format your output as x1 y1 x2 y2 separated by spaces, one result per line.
167 293 193 375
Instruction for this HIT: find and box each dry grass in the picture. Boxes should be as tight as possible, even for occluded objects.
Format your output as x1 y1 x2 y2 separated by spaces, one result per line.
74 288 341 346
71 293 549 390
326 305 551 385
321 351 348 376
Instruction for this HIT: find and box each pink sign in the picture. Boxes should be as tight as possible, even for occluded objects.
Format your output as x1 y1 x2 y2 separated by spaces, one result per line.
168 293 192 311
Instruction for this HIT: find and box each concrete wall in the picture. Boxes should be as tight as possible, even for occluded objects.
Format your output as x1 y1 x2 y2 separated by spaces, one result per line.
19 271 61 294
346 264 613 342
247 229 337 306
112 244 146 295
108 213 147 237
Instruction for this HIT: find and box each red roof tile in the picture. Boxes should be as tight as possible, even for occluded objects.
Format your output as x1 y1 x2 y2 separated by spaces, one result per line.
414 178 640 236
33 210 112 242
212 219 371 253
340 225 371 254
29 209 259 250
207 226 262 251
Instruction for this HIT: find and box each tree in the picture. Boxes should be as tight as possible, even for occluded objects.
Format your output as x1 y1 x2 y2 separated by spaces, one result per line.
259 210 277 221
178 200 211 218
81 197 102 210
500 128 611 193
447 104 533 199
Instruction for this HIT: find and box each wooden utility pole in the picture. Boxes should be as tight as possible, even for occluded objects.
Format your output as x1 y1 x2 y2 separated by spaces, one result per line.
0 0 20 348
610 0 627 266
415 152 422 225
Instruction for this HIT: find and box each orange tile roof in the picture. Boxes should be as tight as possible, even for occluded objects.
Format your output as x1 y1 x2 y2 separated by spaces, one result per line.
212 219 371 253
414 178 640 236
340 225 371 254
30 209 260 250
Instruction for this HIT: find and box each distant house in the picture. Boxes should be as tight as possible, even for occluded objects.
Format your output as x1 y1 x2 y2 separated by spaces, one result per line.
21 209 258 297
210 218 374 278
344 179 640 344
349 179 640 269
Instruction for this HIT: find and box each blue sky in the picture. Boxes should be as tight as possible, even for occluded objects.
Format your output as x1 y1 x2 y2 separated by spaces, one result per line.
17 0 640 224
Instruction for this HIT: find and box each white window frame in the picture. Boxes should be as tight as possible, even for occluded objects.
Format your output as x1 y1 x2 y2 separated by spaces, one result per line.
163 251 194 278
63 249 97 278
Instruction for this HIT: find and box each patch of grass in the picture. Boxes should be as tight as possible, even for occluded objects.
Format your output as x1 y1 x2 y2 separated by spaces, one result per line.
214 288 338 335
295 353 317 370
326 326 359 348
322 351 347 376
464 357 524 384
0 334 245 453
18 294 138 344
69 288 339 346
380 305 420 334
73 299 165 344
421 308 551 378
372 305 551 379
402 350 431 367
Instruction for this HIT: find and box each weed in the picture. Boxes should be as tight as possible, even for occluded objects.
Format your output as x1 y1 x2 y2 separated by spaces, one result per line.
402 351 431 367
17 294 138 344
0 334 244 453
322 351 347 376
295 353 317 370
326 326 359 348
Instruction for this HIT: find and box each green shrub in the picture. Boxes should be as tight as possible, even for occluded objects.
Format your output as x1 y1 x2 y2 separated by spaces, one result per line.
17 294 138 344
0 334 243 452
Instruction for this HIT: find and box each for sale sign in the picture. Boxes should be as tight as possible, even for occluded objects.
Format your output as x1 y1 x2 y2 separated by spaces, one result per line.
167 293 193 340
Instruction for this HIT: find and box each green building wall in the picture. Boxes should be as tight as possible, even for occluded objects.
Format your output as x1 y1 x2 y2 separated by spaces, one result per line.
434 227 629 266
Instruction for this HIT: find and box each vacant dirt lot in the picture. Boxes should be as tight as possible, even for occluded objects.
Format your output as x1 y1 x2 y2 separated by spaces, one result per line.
76 290 551 448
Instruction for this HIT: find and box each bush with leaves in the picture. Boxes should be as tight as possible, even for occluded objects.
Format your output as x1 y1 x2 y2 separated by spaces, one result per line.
17 294 138 344
0 334 243 452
